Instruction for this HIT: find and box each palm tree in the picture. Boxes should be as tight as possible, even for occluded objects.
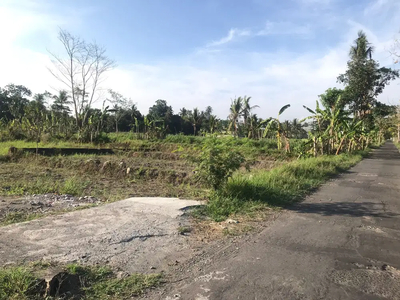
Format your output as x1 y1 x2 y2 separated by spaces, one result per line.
51 90 71 114
51 90 72 136
187 108 204 136
209 115 219 134
291 118 305 139
350 30 374 60
242 96 259 126
228 97 244 137
248 114 263 139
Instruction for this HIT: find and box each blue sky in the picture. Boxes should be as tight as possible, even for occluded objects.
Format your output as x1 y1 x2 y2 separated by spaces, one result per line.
0 0 399 119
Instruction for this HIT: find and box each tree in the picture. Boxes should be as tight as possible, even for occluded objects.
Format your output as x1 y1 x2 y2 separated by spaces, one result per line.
51 90 71 115
318 88 344 110
48 29 115 131
186 108 204 136
242 96 259 126
228 97 244 137
338 31 399 121
0 84 31 121
263 104 291 151
389 32 400 63
209 115 219 134
107 89 132 133
148 99 173 131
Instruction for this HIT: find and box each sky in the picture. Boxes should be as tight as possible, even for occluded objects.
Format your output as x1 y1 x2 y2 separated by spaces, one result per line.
0 0 399 120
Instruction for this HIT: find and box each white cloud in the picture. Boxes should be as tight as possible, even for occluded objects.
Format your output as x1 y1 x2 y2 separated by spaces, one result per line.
206 28 251 47
206 21 312 48
256 21 312 37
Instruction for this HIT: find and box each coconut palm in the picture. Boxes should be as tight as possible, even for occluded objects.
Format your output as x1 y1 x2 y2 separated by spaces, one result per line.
350 30 374 60
228 97 244 137
187 108 204 136
209 115 219 134
242 96 259 125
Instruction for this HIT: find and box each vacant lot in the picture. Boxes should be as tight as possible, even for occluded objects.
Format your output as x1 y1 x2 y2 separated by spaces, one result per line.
0 137 283 225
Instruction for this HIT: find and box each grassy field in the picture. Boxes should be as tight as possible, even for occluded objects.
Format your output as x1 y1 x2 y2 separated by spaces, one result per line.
0 134 369 225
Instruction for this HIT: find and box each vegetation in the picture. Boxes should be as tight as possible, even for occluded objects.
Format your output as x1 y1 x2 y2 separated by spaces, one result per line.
204 151 366 221
0 263 161 300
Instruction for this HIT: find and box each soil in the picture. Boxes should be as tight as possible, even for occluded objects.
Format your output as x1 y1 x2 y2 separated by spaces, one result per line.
0 194 101 225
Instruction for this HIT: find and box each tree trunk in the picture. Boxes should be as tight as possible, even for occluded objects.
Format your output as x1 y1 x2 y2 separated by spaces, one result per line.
336 137 346 155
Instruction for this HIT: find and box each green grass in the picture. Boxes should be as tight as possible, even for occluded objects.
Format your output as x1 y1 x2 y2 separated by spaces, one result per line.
2 176 89 197
204 152 367 221
0 212 43 226
0 264 162 300
0 141 97 155
0 267 41 300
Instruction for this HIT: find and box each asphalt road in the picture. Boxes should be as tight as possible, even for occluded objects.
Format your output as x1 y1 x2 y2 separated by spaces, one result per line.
163 142 400 300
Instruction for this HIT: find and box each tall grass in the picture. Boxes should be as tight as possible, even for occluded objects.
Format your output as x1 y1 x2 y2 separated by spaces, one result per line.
206 152 367 221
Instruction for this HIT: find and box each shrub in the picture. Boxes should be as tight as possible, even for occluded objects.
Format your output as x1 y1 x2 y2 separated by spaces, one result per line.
188 137 247 190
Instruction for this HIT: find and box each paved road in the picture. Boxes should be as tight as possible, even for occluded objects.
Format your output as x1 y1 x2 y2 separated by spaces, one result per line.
164 142 400 300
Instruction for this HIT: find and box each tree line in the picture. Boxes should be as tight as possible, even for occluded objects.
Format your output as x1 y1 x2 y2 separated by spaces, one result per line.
0 29 399 155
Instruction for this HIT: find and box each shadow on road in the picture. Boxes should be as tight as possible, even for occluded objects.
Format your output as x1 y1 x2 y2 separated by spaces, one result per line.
289 201 399 218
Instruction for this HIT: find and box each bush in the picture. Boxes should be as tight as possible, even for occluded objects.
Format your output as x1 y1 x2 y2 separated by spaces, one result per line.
188 137 247 190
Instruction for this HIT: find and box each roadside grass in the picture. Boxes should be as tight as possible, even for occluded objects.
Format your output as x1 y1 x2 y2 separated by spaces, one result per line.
0 211 43 226
0 263 162 300
0 267 39 300
203 151 367 221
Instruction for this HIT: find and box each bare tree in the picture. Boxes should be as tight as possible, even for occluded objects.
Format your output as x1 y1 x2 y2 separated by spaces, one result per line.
48 29 115 130
107 89 132 133
389 32 400 63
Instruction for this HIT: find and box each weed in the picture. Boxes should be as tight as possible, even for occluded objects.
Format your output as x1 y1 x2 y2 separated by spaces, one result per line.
85 273 162 299
177 226 192 235
61 177 89 196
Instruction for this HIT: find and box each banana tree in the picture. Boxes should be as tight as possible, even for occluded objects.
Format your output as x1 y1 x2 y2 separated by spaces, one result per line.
263 104 291 151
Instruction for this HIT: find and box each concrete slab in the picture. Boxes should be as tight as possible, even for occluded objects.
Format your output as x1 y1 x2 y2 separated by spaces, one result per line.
0 197 203 273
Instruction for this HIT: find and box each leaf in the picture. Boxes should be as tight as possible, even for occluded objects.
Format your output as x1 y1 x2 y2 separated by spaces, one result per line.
299 116 313 122
302 105 315 115
278 104 291 116
262 119 276 138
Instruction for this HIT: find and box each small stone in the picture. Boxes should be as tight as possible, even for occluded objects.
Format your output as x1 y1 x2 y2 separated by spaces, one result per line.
150 266 156 270
100 161 111 173
226 219 239 224
116 271 129 279
126 167 131 175
119 161 126 169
